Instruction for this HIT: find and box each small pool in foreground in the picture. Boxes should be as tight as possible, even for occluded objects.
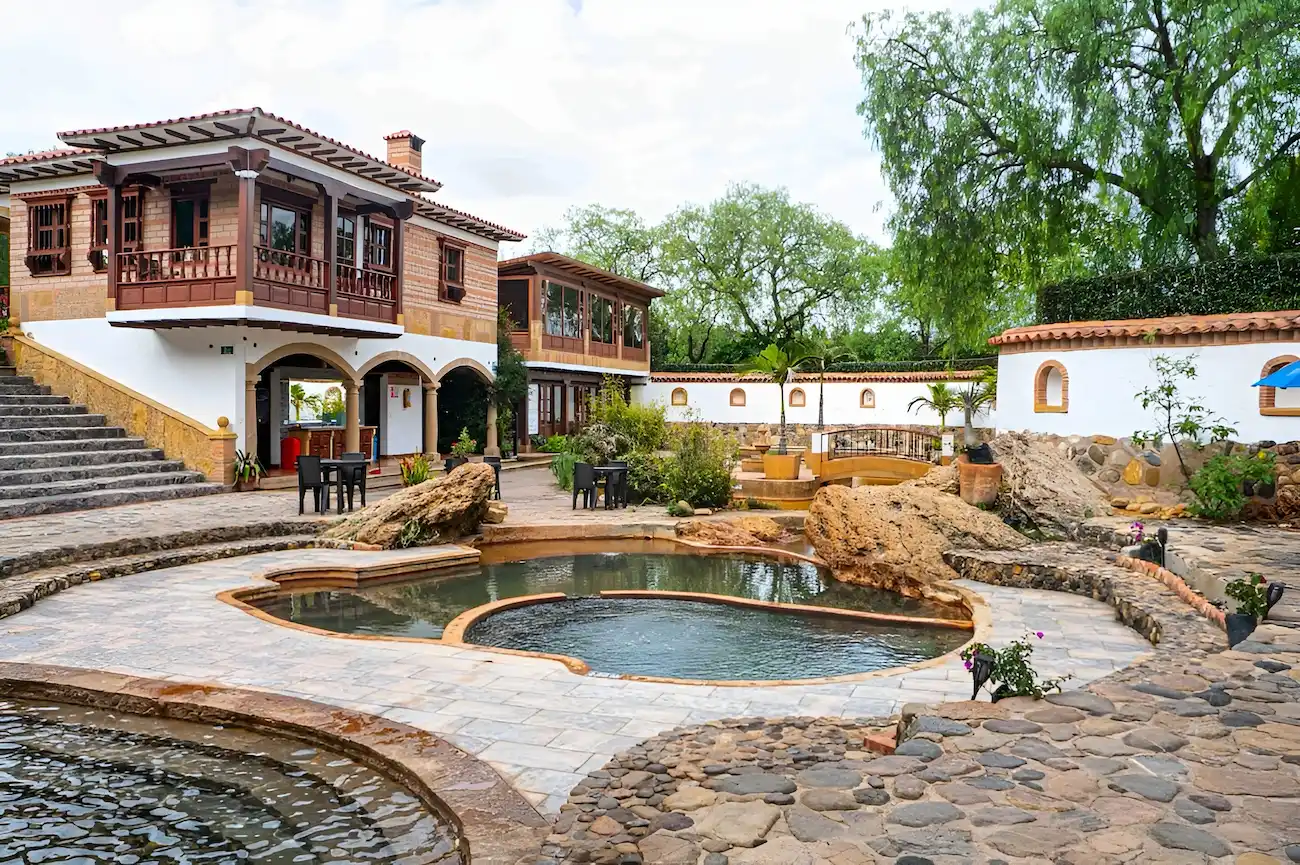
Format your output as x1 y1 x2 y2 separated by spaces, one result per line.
0 698 459 863
251 539 970 681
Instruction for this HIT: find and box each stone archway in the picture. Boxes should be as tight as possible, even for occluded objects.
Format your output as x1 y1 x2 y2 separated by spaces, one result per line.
434 359 499 457
243 344 363 467
357 350 438 384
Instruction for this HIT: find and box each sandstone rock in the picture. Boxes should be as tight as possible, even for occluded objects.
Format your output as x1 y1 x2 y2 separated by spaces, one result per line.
662 785 716 811
1123 459 1145 485
320 462 496 547
904 463 959 494
693 801 780 847
675 515 784 547
988 431 1113 537
1148 822 1232 857
806 484 1028 591
483 500 508 524
727 836 817 865
635 833 699 864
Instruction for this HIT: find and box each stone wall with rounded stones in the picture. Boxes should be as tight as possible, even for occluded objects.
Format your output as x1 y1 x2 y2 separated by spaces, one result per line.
1035 432 1300 519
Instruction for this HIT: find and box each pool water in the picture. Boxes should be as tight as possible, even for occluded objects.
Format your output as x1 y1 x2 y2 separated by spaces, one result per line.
0 699 460 864
253 540 962 641
465 597 969 681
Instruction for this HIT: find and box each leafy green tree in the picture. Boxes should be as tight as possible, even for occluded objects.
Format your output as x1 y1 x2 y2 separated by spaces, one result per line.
740 344 809 443
855 0 1300 265
533 205 663 282
662 183 884 351
794 338 853 428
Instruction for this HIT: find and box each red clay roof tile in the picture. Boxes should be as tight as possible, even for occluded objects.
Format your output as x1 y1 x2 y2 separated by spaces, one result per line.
990 310 1300 346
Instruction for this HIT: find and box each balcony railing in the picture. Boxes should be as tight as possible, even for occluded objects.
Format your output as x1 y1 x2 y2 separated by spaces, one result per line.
255 246 326 290
118 245 236 284
337 265 395 302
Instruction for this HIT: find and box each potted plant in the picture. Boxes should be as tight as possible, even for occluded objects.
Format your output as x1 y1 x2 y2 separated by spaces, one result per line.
742 344 806 480
446 427 477 470
953 373 1001 506
232 449 264 492
399 453 431 487
961 631 1069 702
1224 572 1271 647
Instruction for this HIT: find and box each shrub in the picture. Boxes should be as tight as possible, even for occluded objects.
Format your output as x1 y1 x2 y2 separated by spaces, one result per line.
1225 572 1270 618
450 427 477 457
961 631 1070 701
663 421 737 509
1189 450 1278 520
550 451 578 491
569 422 631 466
537 434 569 453
588 375 666 452
400 454 430 487
624 450 669 504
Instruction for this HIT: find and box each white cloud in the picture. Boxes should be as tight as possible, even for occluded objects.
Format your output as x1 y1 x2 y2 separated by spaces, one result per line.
1 0 986 245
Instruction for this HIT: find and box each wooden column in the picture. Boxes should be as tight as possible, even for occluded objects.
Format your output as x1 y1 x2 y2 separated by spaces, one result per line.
324 187 338 315
485 401 500 456
344 380 361 453
394 219 405 325
234 170 258 304
92 160 122 312
244 378 258 466
423 382 439 456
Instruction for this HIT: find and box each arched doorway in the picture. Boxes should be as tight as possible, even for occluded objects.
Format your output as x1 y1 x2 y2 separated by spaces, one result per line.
438 365 492 455
245 346 361 470
357 357 434 459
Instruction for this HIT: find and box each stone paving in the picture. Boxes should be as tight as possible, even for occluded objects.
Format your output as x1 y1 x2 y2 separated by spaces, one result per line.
541 548 1300 865
0 546 1148 814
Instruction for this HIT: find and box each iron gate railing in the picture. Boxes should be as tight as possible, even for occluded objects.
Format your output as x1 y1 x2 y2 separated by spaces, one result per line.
825 426 939 463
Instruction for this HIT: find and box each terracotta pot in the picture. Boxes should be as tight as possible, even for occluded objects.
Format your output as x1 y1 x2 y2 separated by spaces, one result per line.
762 452 802 481
958 455 1002 506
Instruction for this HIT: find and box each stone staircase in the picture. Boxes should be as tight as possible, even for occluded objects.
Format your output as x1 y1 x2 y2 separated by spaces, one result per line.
0 362 223 518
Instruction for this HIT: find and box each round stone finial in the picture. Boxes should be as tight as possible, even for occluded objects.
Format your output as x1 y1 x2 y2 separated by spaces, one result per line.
217 416 230 429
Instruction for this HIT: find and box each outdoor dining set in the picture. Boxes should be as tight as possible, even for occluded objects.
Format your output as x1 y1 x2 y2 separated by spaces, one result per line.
295 453 369 514
571 461 630 510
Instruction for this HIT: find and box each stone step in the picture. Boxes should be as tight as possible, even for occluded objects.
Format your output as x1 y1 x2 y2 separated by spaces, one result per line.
0 448 165 472
0 375 35 387
0 403 87 417
0 426 126 443
0 458 182 487
0 469 208 501
0 482 225 520
0 384 50 396
0 367 17 377
0 413 106 430
0 394 71 406
0 436 147 457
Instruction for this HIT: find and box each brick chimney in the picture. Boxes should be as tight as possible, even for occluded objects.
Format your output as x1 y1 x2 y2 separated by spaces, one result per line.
384 131 425 174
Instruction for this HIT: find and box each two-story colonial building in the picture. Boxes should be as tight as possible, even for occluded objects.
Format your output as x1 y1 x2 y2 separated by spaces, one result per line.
497 253 662 448
0 108 524 473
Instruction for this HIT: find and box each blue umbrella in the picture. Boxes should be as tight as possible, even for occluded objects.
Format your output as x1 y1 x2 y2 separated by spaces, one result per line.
1254 360 1300 388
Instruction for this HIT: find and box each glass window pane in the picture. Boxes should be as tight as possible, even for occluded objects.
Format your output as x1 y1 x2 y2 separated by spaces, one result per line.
174 200 195 248
270 206 297 252
564 287 580 338
545 282 564 335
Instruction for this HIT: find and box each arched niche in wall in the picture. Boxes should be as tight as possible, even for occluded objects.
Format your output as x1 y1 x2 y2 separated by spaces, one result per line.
860 388 875 409
1034 360 1069 413
1259 355 1300 416
729 388 747 407
670 387 688 406
789 387 806 407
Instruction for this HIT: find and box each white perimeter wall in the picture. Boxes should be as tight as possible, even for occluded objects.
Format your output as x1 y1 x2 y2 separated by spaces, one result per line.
21 318 496 452
996 342 1300 443
634 380 992 428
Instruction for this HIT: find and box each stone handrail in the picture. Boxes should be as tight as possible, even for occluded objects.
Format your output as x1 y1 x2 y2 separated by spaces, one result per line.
5 333 236 484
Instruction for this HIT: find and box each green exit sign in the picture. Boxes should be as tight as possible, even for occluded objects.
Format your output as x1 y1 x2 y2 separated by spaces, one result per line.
220 346 234 355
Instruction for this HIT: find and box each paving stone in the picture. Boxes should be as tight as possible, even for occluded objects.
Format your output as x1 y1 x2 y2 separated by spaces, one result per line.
909 716 973 737
1128 754 1187 778
799 789 858 812
893 740 942 761
970 806 1038 826
982 719 1043 734
1012 768 1045 781
985 825 1079 858
635 833 699 864
934 782 989 805
702 854 728 865
978 752 1027 769
886 802 964 827
693 802 780 847
662 787 716 811
1122 727 1188 753
1172 797 1215 825
1109 773 1179 802
761 792 793 805
1148 822 1232 857
794 767 861 789
1187 792 1231 812
1025 706 1087 724
860 756 925 777
1010 738 1067 762
965 776 1015 790
1133 683 1191 699
1256 660 1291 673
1045 692 1116 716
893 776 927 800
1192 765 1300 796
785 806 847 842
852 787 889 806
1220 710 1266 727
711 774 796 796
1073 735 1139 757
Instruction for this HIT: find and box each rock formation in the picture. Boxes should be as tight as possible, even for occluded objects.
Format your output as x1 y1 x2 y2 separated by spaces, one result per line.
904 463 959 495
806 484 1029 596
988 432 1112 538
675 515 786 547
321 462 498 548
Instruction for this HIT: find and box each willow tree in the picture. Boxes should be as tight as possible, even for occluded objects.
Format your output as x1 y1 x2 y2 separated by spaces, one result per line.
856 0 1300 266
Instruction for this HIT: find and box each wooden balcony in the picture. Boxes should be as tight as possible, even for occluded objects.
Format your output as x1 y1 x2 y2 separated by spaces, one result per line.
337 265 398 323
117 245 237 308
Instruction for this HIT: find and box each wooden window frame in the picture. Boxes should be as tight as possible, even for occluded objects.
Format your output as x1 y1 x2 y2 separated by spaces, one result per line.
1034 360 1069 413
671 387 688 406
623 304 646 350
860 388 875 409
364 215 395 273
23 194 72 277
589 293 617 345
439 237 467 303
542 279 585 351
1259 355 1300 417
87 187 145 272
169 184 212 250
259 200 312 257
336 211 358 267
729 388 747 407
789 387 806 407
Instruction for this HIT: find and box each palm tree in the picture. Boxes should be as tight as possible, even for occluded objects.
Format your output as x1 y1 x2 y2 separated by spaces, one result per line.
795 340 853 429
907 382 959 430
740 344 807 447
289 383 309 421
956 371 998 448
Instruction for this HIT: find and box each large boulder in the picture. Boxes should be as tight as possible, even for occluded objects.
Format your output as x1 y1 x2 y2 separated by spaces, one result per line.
321 462 497 548
806 484 1029 594
904 463 959 494
676 515 786 547
989 432 1112 538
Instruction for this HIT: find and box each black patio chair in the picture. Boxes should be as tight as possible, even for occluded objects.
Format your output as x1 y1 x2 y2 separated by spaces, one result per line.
340 452 367 510
297 455 329 514
483 455 502 499
572 461 603 510
608 460 629 508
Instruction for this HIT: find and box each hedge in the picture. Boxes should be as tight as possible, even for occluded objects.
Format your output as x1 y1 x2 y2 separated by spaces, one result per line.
1037 252 1300 324
655 357 993 374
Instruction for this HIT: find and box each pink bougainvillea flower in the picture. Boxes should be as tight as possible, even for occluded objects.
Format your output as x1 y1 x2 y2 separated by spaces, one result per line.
1035 631 1044 639
964 660 973 670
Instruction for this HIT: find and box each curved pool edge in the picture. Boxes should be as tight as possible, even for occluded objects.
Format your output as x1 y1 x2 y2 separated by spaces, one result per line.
0 659 548 865
218 537 991 688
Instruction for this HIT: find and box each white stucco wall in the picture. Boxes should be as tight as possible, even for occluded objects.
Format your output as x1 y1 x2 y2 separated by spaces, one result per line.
996 342 1300 443
633 380 992 428
382 374 423 456
20 318 496 451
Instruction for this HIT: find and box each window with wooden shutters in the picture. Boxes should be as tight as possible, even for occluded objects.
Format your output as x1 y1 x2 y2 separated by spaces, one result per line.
439 238 466 303
25 196 72 276
88 188 143 272
171 193 210 249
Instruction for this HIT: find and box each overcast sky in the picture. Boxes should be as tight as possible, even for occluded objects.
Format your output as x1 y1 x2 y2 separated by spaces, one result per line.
3 0 984 247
